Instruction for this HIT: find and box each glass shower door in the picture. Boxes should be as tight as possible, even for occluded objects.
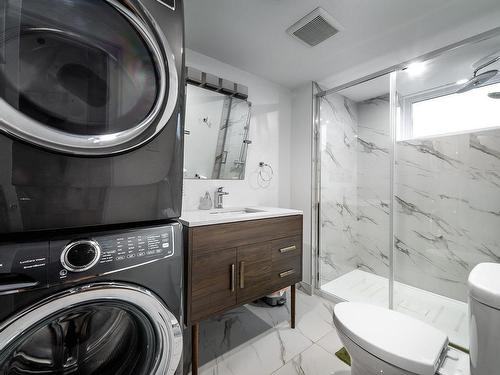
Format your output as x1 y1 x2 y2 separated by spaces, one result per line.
317 74 393 309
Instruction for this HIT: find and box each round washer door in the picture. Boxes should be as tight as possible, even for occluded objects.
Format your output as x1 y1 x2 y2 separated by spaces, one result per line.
0 283 183 375
0 0 178 155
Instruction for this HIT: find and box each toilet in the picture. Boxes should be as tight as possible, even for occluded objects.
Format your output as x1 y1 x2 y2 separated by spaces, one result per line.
333 263 500 375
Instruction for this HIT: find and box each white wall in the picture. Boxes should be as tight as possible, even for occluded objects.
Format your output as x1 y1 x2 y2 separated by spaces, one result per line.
290 83 314 287
183 49 292 211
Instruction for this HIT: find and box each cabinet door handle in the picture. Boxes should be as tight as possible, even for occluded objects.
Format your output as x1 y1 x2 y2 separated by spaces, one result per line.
279 245 296 253
279 269 295 278
230 263 235 292
240 261 245 289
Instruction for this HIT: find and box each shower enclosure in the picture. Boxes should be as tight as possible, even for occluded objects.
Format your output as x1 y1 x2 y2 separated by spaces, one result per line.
315 29 500 350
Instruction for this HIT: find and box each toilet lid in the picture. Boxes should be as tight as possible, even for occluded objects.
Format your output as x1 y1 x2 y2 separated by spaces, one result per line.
468 263 500 310
333 302 448 375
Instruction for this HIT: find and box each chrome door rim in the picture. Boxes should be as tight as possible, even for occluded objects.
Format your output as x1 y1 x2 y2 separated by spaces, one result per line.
0 282 183 375
0 0 179 156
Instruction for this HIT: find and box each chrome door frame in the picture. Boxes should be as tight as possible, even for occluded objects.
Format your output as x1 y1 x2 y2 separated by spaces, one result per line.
0 282 183 375
0 0 179 156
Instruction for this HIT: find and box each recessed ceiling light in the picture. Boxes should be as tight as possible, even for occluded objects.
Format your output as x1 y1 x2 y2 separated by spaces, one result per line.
406 62 427 77
456 79 468 85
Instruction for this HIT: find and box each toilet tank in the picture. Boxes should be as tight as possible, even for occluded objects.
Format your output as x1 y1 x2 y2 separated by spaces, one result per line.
468 263 500 375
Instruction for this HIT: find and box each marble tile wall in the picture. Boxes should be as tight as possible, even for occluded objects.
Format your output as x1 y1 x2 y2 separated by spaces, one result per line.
355 96 392 279
318 93 360 285
319 93 391 289
395 128 500 301
319 91 500 302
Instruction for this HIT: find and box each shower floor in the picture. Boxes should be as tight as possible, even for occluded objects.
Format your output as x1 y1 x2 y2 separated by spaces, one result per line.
321 269 469 349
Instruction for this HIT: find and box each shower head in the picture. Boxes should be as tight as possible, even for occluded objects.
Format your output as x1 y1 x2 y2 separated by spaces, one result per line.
456 51 500 94
456 70 498 94
488 91 500 99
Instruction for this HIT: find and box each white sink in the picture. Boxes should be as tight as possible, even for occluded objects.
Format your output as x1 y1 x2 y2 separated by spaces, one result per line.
209 208 266 215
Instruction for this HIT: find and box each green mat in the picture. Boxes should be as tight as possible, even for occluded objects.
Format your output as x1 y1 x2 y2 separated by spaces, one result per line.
335 347 351 367
334 343 469 367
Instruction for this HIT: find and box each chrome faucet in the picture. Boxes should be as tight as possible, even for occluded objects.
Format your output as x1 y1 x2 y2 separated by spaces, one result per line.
214 187 229 209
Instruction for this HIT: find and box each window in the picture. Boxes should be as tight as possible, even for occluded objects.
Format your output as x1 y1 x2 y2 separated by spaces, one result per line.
399 81 500 140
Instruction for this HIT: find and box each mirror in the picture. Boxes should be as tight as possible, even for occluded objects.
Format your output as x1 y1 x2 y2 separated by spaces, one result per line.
183 84 252 180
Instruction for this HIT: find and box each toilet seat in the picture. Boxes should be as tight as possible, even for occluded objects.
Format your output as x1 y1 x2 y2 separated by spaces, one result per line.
333 302 449 375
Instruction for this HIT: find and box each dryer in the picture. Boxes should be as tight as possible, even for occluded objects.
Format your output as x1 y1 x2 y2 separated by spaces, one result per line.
0 222 184 374
0 0 185 233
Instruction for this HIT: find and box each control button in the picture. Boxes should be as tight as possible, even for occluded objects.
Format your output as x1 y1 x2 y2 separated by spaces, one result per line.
156 249 162 254
162 243 170 248
59 269 68 277
137 252 146 257
116 256 126 261
61 240 101 273
126 254 136 259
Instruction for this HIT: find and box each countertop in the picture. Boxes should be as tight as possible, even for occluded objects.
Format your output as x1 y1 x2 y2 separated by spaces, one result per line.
179 206 303 227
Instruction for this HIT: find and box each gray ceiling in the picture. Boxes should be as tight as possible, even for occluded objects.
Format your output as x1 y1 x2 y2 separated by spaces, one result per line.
184 0 500 89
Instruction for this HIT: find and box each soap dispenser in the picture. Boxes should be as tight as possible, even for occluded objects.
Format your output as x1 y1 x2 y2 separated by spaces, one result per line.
198 191 212 210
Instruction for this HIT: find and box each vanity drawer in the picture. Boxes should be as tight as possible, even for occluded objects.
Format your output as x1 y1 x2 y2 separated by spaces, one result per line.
271 254 302 290
271 236 302 262
191 215 302 253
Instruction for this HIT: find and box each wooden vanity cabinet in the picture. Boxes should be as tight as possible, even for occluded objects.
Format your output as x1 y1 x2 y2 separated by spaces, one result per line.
190 247 237 321
184 215 303 374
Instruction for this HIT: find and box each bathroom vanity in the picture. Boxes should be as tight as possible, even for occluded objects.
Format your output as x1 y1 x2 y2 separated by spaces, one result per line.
180 207 303 375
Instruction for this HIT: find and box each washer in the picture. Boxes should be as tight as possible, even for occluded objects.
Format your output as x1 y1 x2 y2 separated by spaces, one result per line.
0 222 183 374
0 0 185 233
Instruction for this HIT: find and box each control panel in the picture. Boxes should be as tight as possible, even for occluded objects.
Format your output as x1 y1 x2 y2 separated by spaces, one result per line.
50 225 175 284
0 224 178 294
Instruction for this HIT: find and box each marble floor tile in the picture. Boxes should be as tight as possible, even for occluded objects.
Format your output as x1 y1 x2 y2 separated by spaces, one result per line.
294 291 336 342
272 344 350 375
316 330 344 357
192 291 347 375
245 294 292 328
198 325 312 375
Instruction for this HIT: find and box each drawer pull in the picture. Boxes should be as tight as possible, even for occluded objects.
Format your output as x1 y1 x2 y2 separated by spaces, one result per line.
279 269 295 278
230 263 235 292
279 245 296 253
240 261 245 289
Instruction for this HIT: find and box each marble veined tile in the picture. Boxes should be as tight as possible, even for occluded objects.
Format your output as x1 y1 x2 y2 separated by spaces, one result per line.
294 289 336 343
198 326 312 375
316 330 345 357
395 128 500 302
321 269 468 349
272 344 350 375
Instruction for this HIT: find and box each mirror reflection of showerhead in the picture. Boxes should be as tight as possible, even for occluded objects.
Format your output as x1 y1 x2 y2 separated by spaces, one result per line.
456 51 500 94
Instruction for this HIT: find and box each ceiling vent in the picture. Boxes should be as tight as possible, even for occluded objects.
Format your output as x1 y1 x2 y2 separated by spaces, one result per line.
287 7 343 47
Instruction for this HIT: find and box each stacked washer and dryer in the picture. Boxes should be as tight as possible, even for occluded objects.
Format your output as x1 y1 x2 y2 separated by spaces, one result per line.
0 0 186 374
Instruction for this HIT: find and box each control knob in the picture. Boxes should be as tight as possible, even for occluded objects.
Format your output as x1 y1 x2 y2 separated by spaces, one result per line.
61 240 101 272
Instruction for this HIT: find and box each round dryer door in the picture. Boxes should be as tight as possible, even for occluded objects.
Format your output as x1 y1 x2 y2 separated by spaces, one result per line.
0 283 183 375
0 0 178 155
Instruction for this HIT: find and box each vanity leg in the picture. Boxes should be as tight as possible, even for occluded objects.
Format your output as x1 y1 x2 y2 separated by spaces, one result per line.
291 284 296 329
192 323 199 375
